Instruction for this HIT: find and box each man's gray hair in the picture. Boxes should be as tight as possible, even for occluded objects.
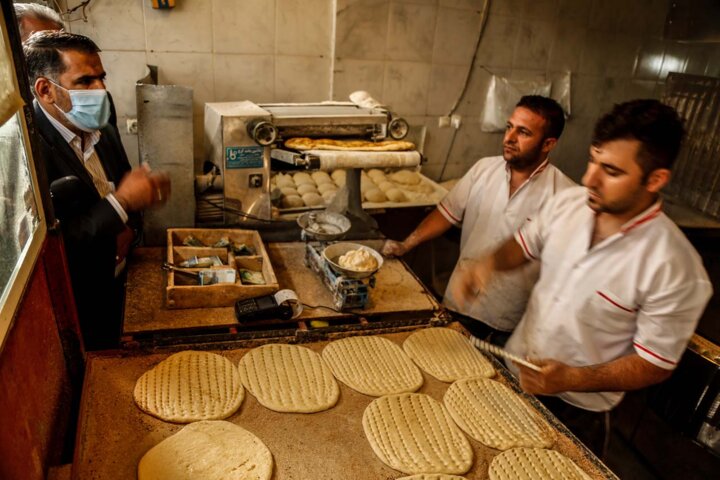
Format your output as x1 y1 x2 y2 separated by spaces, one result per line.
14 2 63 25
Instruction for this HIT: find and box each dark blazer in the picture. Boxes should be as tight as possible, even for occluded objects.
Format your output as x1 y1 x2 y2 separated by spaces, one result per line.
33 99 136 350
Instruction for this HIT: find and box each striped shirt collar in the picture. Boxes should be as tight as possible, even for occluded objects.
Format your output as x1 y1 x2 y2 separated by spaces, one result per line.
619 199 663 234
38 102 101 156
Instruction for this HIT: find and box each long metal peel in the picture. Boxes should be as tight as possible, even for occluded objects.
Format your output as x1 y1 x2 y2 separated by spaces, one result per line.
470 336 543 372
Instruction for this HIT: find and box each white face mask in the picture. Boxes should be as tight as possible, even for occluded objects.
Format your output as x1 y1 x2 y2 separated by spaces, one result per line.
50 80 110 132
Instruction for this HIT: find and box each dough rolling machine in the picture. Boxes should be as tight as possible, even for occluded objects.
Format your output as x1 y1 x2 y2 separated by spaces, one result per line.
197 97 425 237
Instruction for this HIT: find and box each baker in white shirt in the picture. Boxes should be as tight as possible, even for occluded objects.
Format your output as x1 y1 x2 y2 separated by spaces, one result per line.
452 99 712 457
382 96 574 343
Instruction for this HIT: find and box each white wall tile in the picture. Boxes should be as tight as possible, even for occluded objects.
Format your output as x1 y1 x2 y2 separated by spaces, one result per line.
475 16 519 69
214 54 275 102
386 2 437 62
146 52 214 115
427 64 469 115
433 7 482 65
336 0 389 60
332 59 385 101
383 61 432 116
439 0 486 10
276 0 333 57
275 56 331 102
212 0 275 55
99 51 148 118
513 20 553 70
69 0 146 51
144 1 212 53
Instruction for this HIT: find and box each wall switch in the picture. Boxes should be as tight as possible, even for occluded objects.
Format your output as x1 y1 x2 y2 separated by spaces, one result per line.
126 118 138 135
438 116 451 128
451 114 462 129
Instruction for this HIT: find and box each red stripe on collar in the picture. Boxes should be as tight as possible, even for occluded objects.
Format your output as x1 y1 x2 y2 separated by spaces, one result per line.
621 204 662 234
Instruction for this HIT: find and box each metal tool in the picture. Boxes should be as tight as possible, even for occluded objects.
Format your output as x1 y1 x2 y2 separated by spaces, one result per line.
469 337 543 372
162 262 200 280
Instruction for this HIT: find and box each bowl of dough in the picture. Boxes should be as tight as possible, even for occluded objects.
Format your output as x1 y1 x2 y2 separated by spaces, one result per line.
322 242 384 279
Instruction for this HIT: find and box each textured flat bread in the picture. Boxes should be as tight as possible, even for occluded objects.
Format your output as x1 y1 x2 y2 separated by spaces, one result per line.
322 336 423 396
444 378 553 450
238 344 339 413
133 351 244 423
403 327 495 382
285 137 415 151
138 421 273 480
397 476 467 480
488 448 591 480
363 393 473 475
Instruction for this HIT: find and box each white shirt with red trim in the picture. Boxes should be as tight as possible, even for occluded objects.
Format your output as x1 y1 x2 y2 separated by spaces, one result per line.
439 156 575 331
508 186 712 411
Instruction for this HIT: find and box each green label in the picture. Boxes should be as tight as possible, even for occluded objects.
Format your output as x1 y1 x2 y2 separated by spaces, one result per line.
226 146 263 169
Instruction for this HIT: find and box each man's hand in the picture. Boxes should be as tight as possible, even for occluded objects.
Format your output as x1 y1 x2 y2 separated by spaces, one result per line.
515 358 577 395
114 165 171 212
447 256 494 307
381 239 408 257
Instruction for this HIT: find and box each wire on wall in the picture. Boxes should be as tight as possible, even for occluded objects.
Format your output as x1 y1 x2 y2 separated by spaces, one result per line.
52 0 93 23
438 0 491 181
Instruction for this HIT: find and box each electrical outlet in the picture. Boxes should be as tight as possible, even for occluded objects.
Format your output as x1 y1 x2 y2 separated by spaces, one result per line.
126 118 138 135
438 116 451 128
451 114 462 129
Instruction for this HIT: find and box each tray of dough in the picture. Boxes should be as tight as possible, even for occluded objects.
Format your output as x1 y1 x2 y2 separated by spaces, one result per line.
272 168 448 213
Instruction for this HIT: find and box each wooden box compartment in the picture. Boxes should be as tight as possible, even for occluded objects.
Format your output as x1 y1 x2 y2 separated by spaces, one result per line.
166 228 278 309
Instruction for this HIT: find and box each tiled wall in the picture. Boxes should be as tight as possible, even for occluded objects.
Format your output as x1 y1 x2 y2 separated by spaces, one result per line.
69 0 719 181
68 0 334 168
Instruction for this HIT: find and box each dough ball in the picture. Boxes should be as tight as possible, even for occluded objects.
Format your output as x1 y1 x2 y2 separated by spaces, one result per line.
360 177 376 194
331 170 346 186
338 249 378 272
296 183 318 196
389 170 421 186
403 182 435 194
367 169 386 182
364 188 387 203
281 194 304 208
293 172 314 186
302 192 324 207
275 173 294 189
386 188 408 203
317 183 338 195
322 190 337 203
311 171 333 185
377 181 395 193
280 187 298 197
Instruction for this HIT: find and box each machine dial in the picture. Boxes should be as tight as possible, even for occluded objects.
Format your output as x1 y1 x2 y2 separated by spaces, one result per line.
250 120 278 146
388 117 409 140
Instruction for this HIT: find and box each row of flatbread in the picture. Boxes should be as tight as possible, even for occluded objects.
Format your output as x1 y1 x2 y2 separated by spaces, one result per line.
132 328 590 479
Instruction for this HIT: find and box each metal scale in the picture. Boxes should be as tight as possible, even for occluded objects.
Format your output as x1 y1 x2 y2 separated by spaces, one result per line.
297 211 382 310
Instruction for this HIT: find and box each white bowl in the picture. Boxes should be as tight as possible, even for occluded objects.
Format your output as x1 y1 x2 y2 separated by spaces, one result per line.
322 242 384 279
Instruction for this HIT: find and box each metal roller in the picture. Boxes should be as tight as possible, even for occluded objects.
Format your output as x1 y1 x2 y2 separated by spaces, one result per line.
311 150 422 171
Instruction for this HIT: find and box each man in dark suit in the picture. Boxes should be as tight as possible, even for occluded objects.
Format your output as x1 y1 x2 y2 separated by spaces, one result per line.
24 31 170 350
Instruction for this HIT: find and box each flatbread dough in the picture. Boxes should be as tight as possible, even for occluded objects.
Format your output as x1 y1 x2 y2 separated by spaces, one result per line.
281 194 303 208
296 183 318 196
386 188 407 203
403 327 495 382
280 187 298 197
137 420 273 480
488 448 591 480
293 172 314 186
237 344 339 413
275 173 294 188
444 378 554 450
311 171 333 185
317 183 338 194
302 192 324 207
363 393 473 475
377 180 395 193
285 137 415 151
397 476 467 480
364 188 387 203
133 351 244 423
389 170 422 185
330 170 346 186
322 336 423 396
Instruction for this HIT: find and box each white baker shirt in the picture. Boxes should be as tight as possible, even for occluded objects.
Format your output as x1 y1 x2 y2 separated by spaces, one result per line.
507 186 712 412
439 156 575 331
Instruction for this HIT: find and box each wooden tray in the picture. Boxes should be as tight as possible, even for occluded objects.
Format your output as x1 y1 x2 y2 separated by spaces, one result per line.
166 228 278 309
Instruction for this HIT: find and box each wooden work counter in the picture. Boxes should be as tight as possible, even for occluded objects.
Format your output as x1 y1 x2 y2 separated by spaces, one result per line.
123 243 441 345
73 329 618 479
